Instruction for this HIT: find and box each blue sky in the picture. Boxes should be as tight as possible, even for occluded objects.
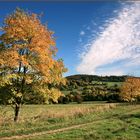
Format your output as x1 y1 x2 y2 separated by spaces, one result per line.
0 1 140 76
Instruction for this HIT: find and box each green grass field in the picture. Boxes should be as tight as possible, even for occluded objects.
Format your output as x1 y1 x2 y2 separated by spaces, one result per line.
91 81 123 87
0 102 140 140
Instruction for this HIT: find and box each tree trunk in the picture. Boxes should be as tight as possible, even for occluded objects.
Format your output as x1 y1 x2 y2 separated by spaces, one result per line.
14 104 20 122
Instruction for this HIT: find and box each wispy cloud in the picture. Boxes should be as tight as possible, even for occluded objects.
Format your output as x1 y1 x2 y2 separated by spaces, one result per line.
77 2 140 76
80 30 85 36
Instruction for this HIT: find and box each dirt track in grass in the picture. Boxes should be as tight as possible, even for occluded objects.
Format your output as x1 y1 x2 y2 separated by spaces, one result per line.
1 105 139 140
1 119 106 140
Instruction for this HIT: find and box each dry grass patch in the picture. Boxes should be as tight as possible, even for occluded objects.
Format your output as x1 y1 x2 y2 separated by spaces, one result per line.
29 103 117 121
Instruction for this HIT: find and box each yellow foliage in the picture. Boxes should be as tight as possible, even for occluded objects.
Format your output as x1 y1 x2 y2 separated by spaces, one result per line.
0 8 67 104
49 88 63 103
121 77 140 102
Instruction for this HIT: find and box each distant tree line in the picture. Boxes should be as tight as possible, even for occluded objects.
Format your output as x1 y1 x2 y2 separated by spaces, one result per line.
59 75 140 104
0 75 140 105
59 80 121 104
66 75 126 82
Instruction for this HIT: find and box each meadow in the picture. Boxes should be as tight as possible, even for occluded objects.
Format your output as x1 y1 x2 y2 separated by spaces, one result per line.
0 4 139 140
0 102 140 140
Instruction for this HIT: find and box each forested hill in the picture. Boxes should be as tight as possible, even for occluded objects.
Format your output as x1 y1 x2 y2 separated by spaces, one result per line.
66 74 127 82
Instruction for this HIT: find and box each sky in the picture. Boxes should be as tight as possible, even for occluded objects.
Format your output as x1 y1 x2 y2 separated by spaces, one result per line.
0 1 140 76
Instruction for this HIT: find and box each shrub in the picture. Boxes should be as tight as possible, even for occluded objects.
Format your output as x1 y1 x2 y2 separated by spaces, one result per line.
74 94 83 104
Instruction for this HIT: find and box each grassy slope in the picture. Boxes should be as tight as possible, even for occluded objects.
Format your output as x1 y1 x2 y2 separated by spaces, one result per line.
0 103 140 140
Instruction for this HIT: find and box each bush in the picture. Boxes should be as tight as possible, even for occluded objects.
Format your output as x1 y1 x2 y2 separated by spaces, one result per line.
74 94 83 104
58 95 70 104
106 93 120 102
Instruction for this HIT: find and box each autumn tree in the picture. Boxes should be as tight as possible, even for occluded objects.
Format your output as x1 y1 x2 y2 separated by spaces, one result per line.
120 77 140 102
0 8 67 122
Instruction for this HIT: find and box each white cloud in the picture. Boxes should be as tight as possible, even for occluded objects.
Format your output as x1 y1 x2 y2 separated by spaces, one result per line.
77 2 140 76
97 69 124 76
80 30 85 36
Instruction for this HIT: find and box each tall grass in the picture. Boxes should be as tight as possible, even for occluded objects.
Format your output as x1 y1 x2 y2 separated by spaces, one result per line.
0 102 139 139
0 103 117 125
